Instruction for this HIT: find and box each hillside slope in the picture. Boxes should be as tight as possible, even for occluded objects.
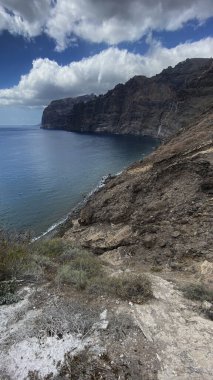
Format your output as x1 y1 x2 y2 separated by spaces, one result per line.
62 105 213 269
42 58 213 139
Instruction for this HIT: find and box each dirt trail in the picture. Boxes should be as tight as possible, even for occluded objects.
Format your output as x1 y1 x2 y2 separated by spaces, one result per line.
133 274 213 380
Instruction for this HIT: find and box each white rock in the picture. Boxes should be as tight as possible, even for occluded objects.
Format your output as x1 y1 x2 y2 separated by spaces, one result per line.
100 309 107 320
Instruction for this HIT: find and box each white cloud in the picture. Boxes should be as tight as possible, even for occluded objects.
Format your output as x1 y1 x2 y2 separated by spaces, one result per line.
0 0 213 49
46 0 213 50
0 0 52 37
0 37 213 107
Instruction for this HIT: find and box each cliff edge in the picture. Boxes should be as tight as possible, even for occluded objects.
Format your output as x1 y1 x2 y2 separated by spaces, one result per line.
42 58 213 139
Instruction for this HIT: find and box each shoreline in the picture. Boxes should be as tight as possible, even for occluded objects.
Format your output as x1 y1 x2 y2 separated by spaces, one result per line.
31 139 161 243
31 173 116 242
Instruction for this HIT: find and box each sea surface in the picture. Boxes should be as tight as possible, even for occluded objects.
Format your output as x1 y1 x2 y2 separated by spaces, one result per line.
0 126 159 236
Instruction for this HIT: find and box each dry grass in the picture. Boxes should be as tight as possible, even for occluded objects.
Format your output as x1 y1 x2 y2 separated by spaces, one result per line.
56 250 103 290
0 230 153 305
88 272 153 303
182 283 213 303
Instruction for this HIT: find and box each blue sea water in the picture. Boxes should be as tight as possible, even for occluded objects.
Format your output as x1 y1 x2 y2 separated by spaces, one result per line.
0 126 159 236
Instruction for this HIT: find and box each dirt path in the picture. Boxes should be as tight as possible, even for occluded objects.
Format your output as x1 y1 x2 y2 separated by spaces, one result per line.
133 274 213 380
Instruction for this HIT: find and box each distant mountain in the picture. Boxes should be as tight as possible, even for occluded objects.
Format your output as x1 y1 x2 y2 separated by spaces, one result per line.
41 58 213 139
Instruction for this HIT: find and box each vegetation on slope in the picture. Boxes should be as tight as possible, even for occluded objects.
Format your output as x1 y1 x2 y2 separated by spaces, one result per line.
0 230 153 305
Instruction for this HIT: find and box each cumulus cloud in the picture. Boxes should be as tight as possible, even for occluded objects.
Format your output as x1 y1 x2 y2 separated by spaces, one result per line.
0 0 213 49
0 0 52 37
46 0 213 50
0 37 213 107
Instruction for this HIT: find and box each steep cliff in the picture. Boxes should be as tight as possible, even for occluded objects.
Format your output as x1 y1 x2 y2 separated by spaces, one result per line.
41 94 95 130
42 58 213 139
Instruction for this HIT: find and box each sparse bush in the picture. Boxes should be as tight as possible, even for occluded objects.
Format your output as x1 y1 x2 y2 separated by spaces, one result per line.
69 251 102 278
34 299 99 340
0 280 20 305
53 349 116 380
31 239 65 258
56 251 103 289
182 283 213 302
108 312 138 340
56 266 88 289
31 254 54 270
88 273 153 303
0 243 28 280
151 266 162 273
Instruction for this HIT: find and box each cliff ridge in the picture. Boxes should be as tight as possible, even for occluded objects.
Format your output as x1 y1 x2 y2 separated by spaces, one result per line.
42 58 213 139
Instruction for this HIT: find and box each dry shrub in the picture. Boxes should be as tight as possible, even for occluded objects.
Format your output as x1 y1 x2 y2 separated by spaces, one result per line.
31 239 65 258
89 273 153 303
56 251 102 289
183 283 213 302
0 243 29 280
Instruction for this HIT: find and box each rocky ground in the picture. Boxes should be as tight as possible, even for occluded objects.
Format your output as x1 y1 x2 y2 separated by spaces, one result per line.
0 258 213 379
63 106 213 276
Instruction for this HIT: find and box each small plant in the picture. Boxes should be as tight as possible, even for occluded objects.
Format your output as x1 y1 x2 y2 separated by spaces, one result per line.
56 251 103 290
56 265 88 289
31 239 65 258
0 243 28 280
89 273 153 303
0 280 20 305
182 283 213 302
108 312 139 340
151 266 162 273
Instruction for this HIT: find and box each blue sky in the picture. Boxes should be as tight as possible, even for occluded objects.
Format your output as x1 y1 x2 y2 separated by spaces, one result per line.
0 0 212 125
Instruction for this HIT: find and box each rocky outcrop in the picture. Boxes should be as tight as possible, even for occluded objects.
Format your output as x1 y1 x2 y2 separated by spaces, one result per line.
41 94 95 130
62 105 213 269
42 58 213 139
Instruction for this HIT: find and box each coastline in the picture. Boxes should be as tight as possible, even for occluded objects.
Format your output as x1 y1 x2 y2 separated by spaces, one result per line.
32 139 160 242
31 173 116 242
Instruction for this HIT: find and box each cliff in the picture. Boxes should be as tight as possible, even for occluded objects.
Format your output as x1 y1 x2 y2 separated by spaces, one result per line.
41 94 95 130
42 58 213 139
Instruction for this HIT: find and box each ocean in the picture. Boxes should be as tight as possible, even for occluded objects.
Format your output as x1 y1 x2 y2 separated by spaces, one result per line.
0 126 159 237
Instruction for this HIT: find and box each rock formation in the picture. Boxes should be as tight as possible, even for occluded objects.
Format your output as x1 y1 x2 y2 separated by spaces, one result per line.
42 58 213 139
41 94 95 130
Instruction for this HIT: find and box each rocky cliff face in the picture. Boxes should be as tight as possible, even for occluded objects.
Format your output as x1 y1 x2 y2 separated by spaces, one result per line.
42 58 213 139
41 94 95 130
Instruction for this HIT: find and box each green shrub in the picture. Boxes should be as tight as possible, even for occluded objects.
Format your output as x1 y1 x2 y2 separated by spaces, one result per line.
56 251 102 290
69 251 102 278
31 239 64 258
56 265 88 289
183 283 213 302
0 244 28 280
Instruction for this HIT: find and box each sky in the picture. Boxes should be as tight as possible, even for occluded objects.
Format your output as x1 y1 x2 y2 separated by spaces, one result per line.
0 0 212 125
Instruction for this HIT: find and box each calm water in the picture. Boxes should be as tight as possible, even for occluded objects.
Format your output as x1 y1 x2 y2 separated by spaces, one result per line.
0 126 159 236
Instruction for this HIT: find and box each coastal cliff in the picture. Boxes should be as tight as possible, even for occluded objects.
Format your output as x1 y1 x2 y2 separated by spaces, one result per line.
42 58 213 139
41 94 95 130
